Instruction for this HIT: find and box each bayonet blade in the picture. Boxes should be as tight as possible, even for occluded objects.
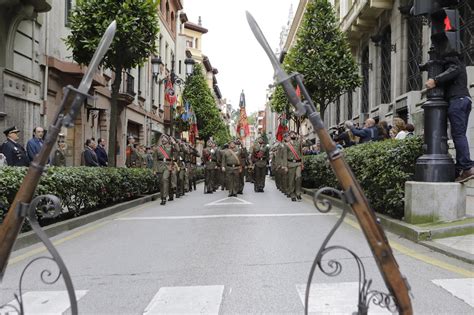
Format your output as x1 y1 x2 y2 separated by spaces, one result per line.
78 20 117 93
63 20 116 127
246 11 306 116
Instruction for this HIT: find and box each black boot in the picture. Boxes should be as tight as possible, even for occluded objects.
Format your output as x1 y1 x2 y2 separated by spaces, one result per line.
160 198 166 205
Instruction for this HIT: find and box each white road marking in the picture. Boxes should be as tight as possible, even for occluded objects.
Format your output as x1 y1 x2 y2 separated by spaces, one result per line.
205 197 253 206
296 283 394 314
432 278 474 307
143 285 224 314
117 213 333 221
4 290 87 314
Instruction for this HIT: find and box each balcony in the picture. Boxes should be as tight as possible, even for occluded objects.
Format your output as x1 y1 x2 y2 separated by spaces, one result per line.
340 0 393 44
117 72 136 106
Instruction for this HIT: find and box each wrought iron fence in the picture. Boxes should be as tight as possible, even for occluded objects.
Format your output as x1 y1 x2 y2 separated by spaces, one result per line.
460 0 473 66
407 14 423 92
361 47 370 115
381 26 392 104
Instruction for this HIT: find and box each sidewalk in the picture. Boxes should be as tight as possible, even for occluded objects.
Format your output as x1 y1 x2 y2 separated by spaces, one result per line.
301 187 474 264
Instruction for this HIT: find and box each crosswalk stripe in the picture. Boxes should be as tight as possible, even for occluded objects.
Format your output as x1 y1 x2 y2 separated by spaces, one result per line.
4 290 88 314
432 278 474 307
296 283 394 314
143 285 224 314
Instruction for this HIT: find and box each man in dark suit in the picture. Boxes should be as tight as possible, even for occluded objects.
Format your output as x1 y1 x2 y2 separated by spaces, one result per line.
95 138 108 167
1 126 29 166
26 126 46 162
82 139 99 167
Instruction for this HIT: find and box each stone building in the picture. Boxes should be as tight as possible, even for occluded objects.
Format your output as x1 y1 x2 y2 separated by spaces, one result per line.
282 0 473 153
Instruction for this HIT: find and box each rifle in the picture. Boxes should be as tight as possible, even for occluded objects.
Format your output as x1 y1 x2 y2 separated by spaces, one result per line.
0 21 116 280
246 12 413 315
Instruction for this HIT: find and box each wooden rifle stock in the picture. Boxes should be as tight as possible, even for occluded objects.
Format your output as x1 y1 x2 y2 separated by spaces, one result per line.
291 76 413 314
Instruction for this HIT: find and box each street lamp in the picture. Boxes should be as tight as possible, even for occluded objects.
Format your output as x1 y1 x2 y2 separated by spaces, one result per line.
151 56 162 83
184 58 195 77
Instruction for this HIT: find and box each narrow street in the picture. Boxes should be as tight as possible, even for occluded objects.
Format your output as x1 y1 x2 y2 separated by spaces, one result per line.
1 180 473 314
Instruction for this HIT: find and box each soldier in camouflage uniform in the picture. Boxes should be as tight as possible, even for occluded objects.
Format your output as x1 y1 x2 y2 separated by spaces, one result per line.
176 139 186 197
251 137 269 192
153 135 173 205
187 143 200 191
221 140 242 197
169 136 180 200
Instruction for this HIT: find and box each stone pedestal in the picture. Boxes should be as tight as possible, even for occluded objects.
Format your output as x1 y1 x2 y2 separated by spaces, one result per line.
405 181 466 224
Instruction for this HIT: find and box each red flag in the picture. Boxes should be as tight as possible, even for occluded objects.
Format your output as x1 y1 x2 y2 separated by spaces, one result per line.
164 79 177 107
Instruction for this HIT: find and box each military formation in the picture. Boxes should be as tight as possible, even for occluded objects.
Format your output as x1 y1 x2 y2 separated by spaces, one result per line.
270 131 308 202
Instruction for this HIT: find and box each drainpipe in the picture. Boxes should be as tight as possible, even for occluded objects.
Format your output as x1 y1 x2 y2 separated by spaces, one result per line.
42 11 49 123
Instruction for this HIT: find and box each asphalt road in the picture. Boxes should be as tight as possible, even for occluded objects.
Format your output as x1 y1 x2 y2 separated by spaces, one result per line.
0 178 473 314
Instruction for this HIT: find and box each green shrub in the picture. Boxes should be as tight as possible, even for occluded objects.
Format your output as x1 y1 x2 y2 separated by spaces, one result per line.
0 167 159 226
303 137 424 219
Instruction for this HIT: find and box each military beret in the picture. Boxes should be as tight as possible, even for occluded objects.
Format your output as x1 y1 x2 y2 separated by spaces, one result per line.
3 126 20 136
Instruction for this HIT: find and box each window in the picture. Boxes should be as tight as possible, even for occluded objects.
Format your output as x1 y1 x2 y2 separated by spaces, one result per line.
361 47 370 115
460 0 474 66
65 0 73 26
381 26 392 104
336 97 341 124
195 38 199 49
186 40 193 48
179 60 182 74
406 10 423 92
171 12 175 34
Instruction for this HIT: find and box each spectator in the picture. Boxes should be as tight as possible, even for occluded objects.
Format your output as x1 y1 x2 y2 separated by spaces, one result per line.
350 118 378 143
51 139 67 166
406 124 415 137
1 126 29 166
146 147 154 169
95 138 108 167
334 121 356 147
82 139 99 167
393 118 408 140
26 127 46 162
426 55 473 181
377 120 391 141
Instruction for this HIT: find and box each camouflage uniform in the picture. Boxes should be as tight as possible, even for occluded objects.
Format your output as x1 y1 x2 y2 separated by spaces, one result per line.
153 136 173 205
221 144 242 196
251 140 269 192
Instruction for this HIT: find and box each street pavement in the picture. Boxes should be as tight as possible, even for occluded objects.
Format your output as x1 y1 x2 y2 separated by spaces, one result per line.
0 178 473 314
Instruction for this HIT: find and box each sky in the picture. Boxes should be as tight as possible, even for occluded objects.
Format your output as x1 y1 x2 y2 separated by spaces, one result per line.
184 0 299 114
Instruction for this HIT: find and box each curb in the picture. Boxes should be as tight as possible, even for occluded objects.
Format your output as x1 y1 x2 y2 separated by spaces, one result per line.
302 187 474 264
14 179 206 251
13 192 160 251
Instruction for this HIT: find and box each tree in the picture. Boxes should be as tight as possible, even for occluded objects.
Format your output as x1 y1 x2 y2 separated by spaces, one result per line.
183 64 230 145
65 0 159 166
278 0 361 122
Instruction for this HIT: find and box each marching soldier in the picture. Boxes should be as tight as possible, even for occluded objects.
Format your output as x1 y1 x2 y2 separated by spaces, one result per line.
187 143 200 192
221 140 242 197
251 136 269 192
125 136 139 168
235 139 247 194
153 135 173 205
282 131 304 201
169 136 180 200
1 126 29 166
202 139 218 194
177 139 186 197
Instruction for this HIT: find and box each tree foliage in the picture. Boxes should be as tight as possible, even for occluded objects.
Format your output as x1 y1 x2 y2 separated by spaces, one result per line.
183 64 230 144
65 0 159 70
65 0 160 165
274 0 361 121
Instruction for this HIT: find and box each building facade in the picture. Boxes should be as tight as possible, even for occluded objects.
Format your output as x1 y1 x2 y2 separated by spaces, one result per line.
281 0 473 153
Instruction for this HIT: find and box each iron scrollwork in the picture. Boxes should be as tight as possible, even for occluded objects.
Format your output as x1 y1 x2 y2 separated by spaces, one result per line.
305 187 397 315
0 195 77 315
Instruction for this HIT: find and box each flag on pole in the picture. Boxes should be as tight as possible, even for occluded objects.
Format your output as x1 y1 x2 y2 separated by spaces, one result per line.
164 78 177 107
236 90 250 139
276 113 288 142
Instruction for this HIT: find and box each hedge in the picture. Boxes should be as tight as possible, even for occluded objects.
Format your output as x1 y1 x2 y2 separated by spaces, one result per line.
302 137 424 219
0 167 160 226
